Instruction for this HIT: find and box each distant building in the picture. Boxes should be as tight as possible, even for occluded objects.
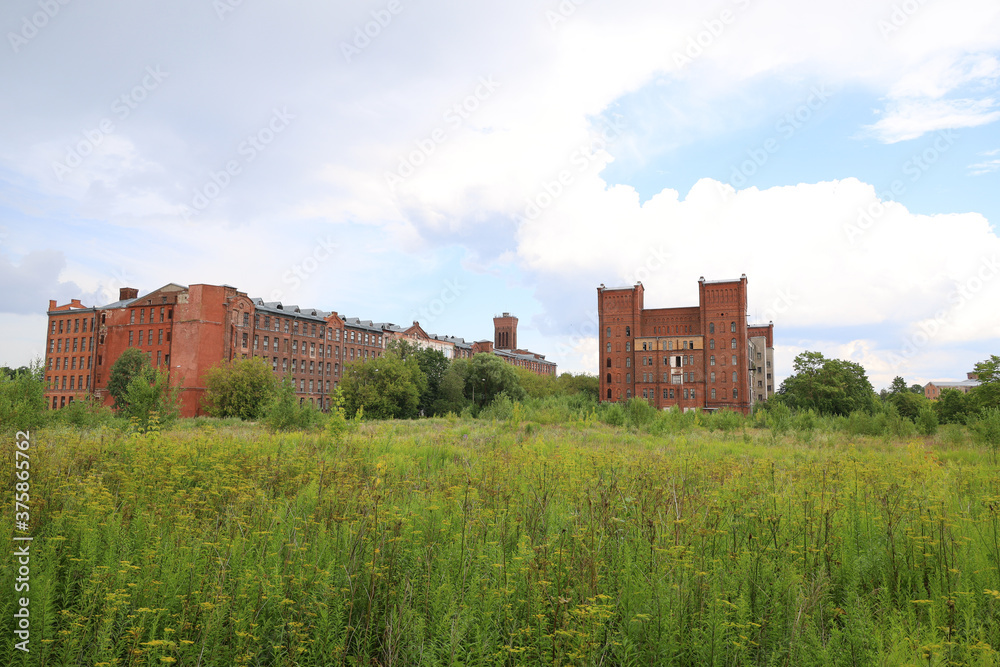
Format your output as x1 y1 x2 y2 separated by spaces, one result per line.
924 372 980 401
44 283 555 416
597 276 775 415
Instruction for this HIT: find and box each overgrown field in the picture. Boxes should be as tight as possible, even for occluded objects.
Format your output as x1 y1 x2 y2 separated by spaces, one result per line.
3 418 1000 666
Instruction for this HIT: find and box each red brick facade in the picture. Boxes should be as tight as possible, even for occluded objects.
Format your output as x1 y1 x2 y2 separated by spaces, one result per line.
43 283 556 416
598 276 774 414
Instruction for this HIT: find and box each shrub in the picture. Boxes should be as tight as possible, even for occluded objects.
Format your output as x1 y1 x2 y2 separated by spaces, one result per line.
0 362 47 431
265 376 323 431
968 407 1000 460
916 406 938 436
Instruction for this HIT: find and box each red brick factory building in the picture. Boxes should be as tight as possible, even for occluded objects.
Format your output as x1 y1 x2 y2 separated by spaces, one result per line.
598 276 775 414
43 282 555 417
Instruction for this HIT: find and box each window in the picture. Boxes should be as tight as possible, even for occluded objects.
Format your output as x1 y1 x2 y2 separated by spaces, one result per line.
732 355 737 365
643 389 648 398
668 341 673 351
626 373 630 384
711 388 716 399
625 342 631 352
162 308 167 323
691 390 696 400
709 339 715 349
710 355 715 366
709 322 715 334
669 389 674 399
732 388 738 399
625 326 630 337
607 373 612 383
159 329 164 345
156 351 162 366
710 372 716 382
626 390 631 399
683 341 688 350
128 331 134 346
731 338 737 349
140 309 145 324
264 337 269 351
130 310 135 325
608 389 613 399
732 372 737 383
272 357 278 371
731 322 736 333
292 359 298 372
606 327 610 337
756 351 762 360
606 342 611 352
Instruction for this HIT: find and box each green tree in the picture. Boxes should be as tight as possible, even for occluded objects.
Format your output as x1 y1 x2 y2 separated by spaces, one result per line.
414 347 450 416
121 366 179 430
887 376 908 395
0 360 47 431
265 375 323 431
464 353 526 409
202 356 278 420
935 388 971 424
107 348 151 412
969 355 1000 411
432 363 467 415
341 351 427 419
777 351 876 416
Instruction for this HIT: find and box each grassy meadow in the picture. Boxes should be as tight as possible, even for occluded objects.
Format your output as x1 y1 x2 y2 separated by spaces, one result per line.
3 416 1000 666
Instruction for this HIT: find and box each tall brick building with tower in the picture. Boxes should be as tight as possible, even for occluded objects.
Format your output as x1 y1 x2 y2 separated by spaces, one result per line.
598 276 774 414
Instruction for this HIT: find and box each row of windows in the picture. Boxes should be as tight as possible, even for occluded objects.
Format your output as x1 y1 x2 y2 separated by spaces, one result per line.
49 337 94 354
48 356 91 371
707 322 738 334
50 317 95 335
128 329 169 346
47 375 89 391
130 306 172 325
266 357 344 376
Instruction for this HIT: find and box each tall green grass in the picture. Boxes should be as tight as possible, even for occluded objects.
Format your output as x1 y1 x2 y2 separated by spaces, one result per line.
2 420 1000 665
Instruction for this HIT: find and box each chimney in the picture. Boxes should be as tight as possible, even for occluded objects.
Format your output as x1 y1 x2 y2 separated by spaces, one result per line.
48 299 57 311
120 287 139 300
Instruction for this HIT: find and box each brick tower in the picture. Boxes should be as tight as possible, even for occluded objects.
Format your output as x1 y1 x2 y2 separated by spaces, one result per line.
493 313 518 351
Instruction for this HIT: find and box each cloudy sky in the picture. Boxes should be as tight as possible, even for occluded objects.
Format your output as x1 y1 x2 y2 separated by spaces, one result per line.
1 0 998 390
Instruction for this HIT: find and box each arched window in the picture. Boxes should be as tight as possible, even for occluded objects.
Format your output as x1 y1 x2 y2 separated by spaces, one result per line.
626 358 631 367
626 342 631 352
710 372 715 382
607 373 612 383
709 339 715 349
607 389 612 399
731 322 736 333
625 326 630 336
732 388 738 399
607 357 612 367
626 390 631 399
626 373 631 384
731 338 737 349
711 388 716 399
606 342 611 352
709 322 715 334
732 372 737 383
